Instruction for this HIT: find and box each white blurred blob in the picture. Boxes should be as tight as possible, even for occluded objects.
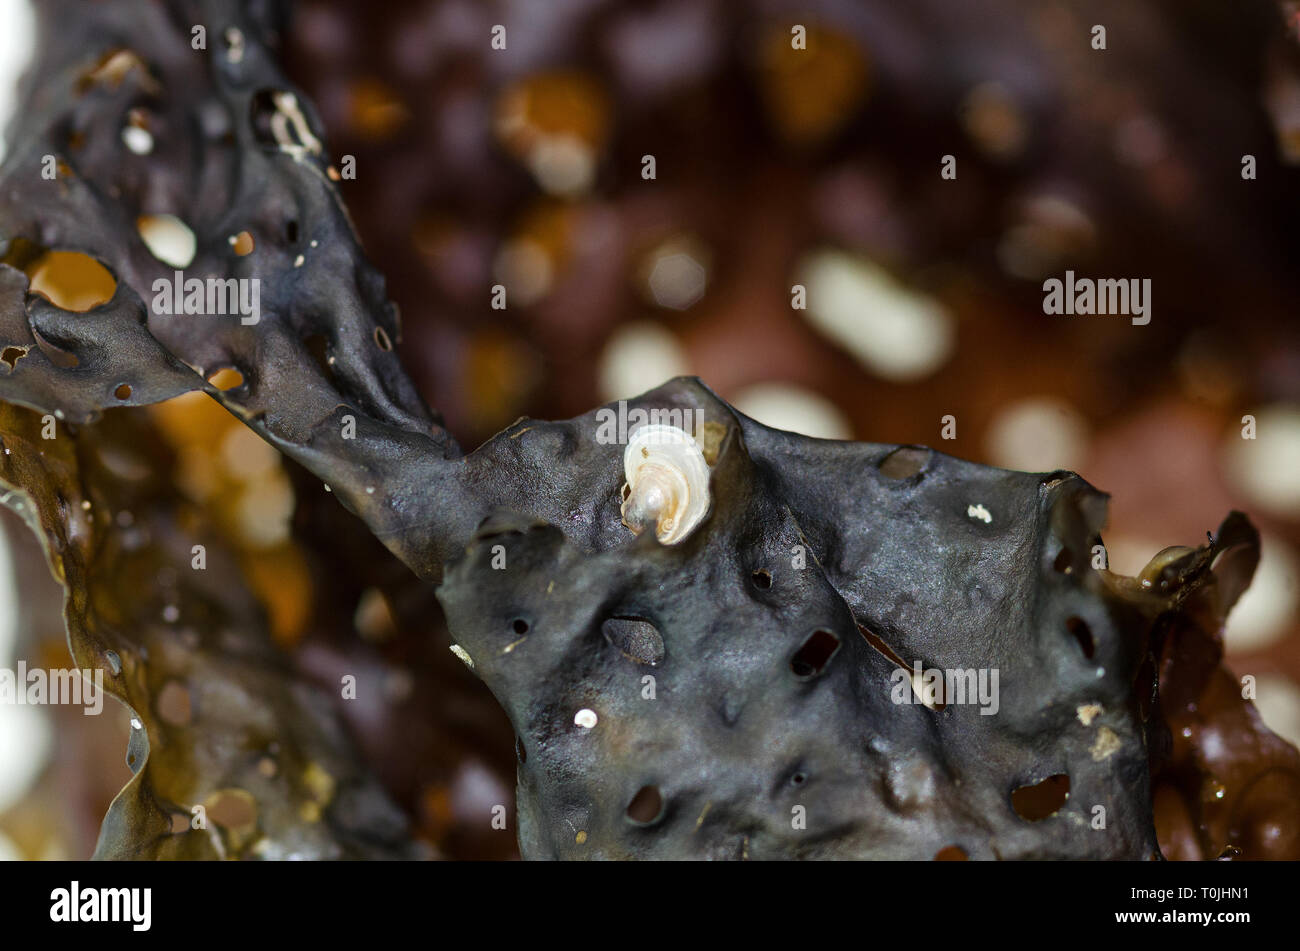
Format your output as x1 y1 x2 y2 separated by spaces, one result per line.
0 523 53 816
643 237 709 311
451 759 511 821
122 125 154 155
493 238 553 307
0 0 36 166
798 250 953 382
598 321 688 402
1252 674 1300 749
0 703 50 814
1223 403 1300 517
137 214 197 269
984 397 1089 473
527 134 595 196
1225 535 1299 654
731 382 852 440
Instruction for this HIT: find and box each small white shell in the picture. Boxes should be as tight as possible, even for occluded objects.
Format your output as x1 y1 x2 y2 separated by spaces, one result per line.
620 424 710 544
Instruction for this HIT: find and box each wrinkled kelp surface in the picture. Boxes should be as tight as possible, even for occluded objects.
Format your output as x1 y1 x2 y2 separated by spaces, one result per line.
2 0 1298 859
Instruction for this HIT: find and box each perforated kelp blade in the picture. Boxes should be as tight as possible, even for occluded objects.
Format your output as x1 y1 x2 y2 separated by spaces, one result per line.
0 0 457 580
0 259 205 423
436 379 1297 859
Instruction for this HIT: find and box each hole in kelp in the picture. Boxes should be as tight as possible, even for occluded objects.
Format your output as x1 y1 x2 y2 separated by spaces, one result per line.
791 629 840 679
1 346 29 370
1011 773 1070 821
625 785 664 825
24 248 117 311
